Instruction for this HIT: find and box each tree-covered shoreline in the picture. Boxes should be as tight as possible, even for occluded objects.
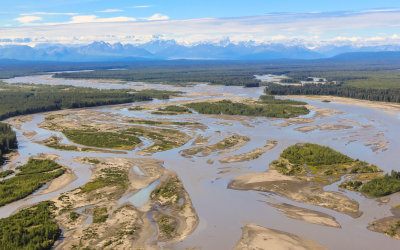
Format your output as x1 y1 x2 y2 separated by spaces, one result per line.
0 82 179 121
0 123 17 165
265 84 400 103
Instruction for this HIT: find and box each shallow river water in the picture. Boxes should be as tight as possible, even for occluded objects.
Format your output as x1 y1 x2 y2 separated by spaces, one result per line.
2 74 400 249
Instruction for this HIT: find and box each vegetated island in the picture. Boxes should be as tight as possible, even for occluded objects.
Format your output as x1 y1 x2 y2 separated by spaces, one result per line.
39 110 192 155
229 143 383 218
151 105 193 115
340 170 400 239
219 140 278 163
0 158 66 207
184 96 309 118
180 134 250 158
52 157 198 249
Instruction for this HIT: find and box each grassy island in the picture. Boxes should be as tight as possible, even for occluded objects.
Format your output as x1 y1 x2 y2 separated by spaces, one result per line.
62 129 141 150
151 105 193 115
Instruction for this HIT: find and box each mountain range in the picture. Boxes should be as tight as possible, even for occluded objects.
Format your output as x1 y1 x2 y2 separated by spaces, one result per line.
1 40 400 62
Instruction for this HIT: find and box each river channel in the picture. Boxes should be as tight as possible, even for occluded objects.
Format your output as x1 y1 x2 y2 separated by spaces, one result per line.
2 74 400 249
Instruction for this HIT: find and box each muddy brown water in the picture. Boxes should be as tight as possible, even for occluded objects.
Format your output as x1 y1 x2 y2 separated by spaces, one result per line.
1 74 400 249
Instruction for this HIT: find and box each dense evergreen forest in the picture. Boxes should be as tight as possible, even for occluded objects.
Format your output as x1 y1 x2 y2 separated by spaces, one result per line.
265 84 400 103
361 171 400 197
0 159 65 207
54 65 261 86
0 60 132 79
0 201 60 250
0 82 179 121
51 58 400 88
0 123 17 164
185 100 309 118
281 143 353 166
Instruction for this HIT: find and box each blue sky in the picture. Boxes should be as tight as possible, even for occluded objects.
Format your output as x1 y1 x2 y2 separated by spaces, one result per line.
2 0 400 26
1 0 400 47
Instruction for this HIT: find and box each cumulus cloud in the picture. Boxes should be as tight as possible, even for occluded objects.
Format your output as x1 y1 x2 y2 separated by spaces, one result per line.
97 9 124 13
14 16 42 24
143 14 169 21
71 15 136 23
130 5 152 8
4 11 400 47
21 12 77 16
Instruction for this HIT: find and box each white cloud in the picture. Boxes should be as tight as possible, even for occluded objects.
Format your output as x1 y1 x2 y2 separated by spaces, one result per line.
143 13 169 21
130 5 152 8
69 15 136 23
4 11 400 47
14 16 42 24
97 9 124 13
21 12 77 16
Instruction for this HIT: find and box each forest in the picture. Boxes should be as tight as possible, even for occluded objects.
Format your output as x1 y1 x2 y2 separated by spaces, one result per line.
0 201 60 250
50 57 400 88
185 100 309 118
0 159 65 207
265 84 400 103
259 95 307 105
281 143 353 166
361 171 400 197
0 82 179 121
0 123 17 165
54 65 262 86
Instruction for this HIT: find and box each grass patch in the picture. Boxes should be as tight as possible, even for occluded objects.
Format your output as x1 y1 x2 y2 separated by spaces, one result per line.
182 134 249 157
123 127 185 153
80 167 128 193
151 177 182 204
62 129 141 150
157 216 176 238
128 119 199 126
93 207 108 223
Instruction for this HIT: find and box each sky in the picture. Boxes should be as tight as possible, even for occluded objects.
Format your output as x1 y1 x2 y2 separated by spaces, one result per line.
1 0 400 47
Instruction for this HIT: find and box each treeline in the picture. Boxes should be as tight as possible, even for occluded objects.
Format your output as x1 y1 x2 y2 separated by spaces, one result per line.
0 201 60 250
361 170 400 197
259 95 307 105
0 159 65 207
185 100 309 118
55 68 261 86
0 123 17 164
52 59 400 87
0 82 179 121
281 143 353 166
265 84 400 103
